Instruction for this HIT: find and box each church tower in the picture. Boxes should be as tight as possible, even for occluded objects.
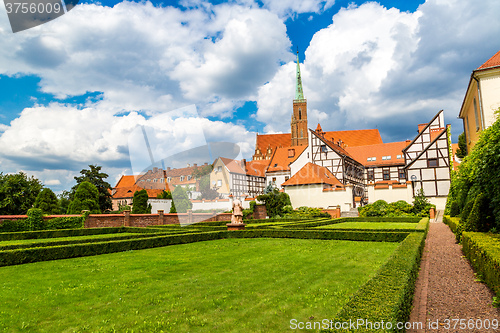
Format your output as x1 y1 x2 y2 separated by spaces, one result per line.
291 50 308 146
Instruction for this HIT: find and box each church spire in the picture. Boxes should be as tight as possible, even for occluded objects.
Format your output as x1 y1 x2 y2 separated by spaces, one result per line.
295 50 304 100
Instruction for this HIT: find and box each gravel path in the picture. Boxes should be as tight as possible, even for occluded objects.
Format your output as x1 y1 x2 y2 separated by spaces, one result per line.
408 212 500 332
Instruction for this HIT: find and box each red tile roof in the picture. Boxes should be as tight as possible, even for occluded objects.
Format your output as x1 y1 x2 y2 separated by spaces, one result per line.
282 163 343 187
219 157 246 174
322 129 383 147
255 133 291 153
347 141 407 167
115 175 136 188
112 186 164 199
267 146 307 172
477 50 500 71
245 159 269 177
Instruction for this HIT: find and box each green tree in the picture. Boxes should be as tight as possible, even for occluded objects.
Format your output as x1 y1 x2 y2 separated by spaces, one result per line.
33 188 60 214
256 188 291 218
169 200 177 213
456 132 467 158
0 172 43 215
157 190 172 199
192 164 213 179
412 189 434 217
67 181 101 214
58 190 71 214
72 165 112 212
198 176 218 200
132 189 151 214
171 186 192 213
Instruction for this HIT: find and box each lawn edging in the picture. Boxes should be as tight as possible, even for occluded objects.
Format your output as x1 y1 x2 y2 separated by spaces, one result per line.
461 232 500 298
324 232 426 332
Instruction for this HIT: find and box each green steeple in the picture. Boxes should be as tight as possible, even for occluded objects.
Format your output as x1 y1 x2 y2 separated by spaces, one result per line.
295 50 305 100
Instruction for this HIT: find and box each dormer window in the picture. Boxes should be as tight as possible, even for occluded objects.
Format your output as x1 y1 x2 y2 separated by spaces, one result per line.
167 177 171 182
367 157 377 162
180 176 184 181
188 175 192 180
397 154 402 159
288 149 295 158
382 156 391 160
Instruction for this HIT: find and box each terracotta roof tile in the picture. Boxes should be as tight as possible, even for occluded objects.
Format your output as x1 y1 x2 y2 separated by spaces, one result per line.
322 129 383 147
477 50 500 70
267 146 307 172
347 141 407 166
219 157 246 174
282 163 343 187
245 160 269 177
112 186 164 199
115 175 136 188
255 133 291 152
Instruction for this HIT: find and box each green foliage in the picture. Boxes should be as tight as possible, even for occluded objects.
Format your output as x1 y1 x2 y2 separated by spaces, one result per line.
359 200 415 217
332 233 425 332
132 189 151 214
34 188 60 214
156 190 172 199
0 219 29 232
283 206 331 219
0 172 43 215
72 165 112 212
448 113 500 231
456 132 467 158
449 201 460 217
57 190 71 214
67 181 101 214
26 208 44 231
256 189 291 218
443 215 460 235
198 175 218 200
171 186 192 213
169 200 177 213
461 232 500 300
191 164 213 179
412 189 434 217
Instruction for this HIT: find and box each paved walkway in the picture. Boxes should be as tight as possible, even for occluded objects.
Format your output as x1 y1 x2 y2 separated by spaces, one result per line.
408 212 500 332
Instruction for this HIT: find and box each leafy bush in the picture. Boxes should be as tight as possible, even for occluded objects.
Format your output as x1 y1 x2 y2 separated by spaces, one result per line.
359 200 416 217
34 188 60 214
26 208 44 231
171 186 192 213
0 219 29 232
67 181 101 214
256 189 291 218
449 201 460 217
282 206 330 219
132 189 151 214
412 189 434 217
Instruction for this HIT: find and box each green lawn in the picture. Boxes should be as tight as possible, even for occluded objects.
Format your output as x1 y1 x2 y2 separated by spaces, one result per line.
315 222 419 230
0 238 397 332
0 233 144 247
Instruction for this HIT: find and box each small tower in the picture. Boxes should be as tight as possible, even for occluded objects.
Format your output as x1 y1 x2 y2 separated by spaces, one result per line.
291 50 308 146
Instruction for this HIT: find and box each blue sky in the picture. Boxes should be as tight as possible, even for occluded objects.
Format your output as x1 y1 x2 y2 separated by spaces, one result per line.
0 0 499 192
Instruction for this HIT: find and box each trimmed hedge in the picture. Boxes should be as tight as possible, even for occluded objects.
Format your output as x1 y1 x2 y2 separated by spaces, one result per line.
0 229 412 267
443 215 460 234
325 232 426 332
0 215 86 233
313 218 429 234
461 232 500 298
0 227 162 242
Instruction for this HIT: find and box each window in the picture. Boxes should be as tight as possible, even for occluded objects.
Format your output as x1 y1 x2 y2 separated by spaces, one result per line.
466 118 471 143
180 176 184 181
285 176 289 181
398 168 405 179
474 97 480 131
217 180 222 187
383 168 390 180
288 149 295 158
272 177 276 183
367 169 374 181
382 156 391 160
217 166 222 172
367 157 377 162
427 158 438 167
300 129 303 138
397 154 402 159
321 145 327 153
167 177 171 182
188 175 192 180
298 108 302 120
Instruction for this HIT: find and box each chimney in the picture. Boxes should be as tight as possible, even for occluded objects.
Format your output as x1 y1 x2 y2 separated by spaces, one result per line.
242 159 247 168
153 167 158 173
204 162 208 166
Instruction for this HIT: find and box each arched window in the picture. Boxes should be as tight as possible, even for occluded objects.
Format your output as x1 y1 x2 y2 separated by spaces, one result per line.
300 129 303 138
298 108 302 120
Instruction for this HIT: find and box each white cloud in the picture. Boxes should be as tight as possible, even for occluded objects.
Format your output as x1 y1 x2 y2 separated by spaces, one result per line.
261 0 335 18
256 0 500 140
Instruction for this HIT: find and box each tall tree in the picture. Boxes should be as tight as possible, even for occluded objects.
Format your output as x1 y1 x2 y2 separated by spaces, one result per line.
132 189 151 214
58 190 71 214
171 186 192 213
34 188 60 214
0 172 43 215
456 132 467 158
72 165 112 212
68 181 101 214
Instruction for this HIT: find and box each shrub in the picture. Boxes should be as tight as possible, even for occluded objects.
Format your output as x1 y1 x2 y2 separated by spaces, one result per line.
26 208 44 231
132 189 151 214
412 189 434 217
171 186 192 213
449 201 460 217
67 181 101 214
256 189 291 218
34 188 60 214
282 206 330 219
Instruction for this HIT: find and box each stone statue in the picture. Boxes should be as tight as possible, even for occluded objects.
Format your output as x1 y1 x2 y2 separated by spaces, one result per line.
231 198 244 224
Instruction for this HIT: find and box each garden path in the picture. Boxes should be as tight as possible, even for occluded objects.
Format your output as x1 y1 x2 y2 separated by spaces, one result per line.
408 212 500 332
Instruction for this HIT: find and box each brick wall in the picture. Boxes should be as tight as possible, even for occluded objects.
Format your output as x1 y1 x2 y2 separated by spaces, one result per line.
321 207 341 219
253 205 267 219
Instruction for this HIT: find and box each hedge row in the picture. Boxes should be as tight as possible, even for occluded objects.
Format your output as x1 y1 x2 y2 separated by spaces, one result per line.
313 218 429 234
0 215 85 233
443 215 460 234
326 232 426 332
0 228 413 267
0 227 163 242
461 232 500 298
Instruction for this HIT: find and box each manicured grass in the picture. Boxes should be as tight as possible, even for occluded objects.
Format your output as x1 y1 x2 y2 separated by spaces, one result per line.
0 238 397 332
315 222 419 230
0 232 143 246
